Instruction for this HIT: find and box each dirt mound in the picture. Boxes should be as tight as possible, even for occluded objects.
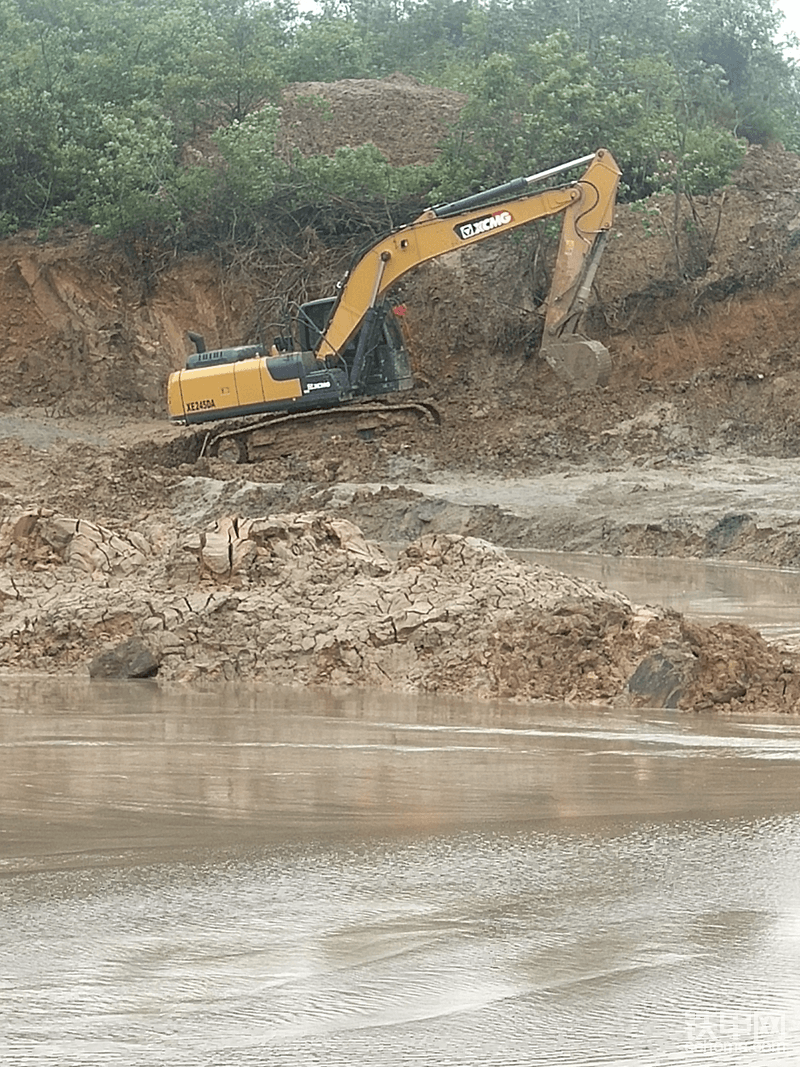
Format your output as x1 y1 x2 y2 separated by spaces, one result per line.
2 506 797 712
277 73 466 165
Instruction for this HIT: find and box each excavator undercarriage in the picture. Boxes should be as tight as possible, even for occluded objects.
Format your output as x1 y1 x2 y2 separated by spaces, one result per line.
199 396 441 464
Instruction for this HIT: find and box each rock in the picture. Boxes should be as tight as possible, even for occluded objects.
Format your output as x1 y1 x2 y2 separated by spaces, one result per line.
704 513 755 553
88 638 160 680
622 642 696 709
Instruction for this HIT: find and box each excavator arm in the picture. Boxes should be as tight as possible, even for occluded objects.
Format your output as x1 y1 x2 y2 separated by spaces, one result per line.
316 148 621 387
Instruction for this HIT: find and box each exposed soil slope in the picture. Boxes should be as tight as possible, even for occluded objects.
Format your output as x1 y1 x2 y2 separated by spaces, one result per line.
276 73 466 165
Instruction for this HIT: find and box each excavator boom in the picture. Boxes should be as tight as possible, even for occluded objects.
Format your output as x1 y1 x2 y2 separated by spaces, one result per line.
316 149 621 385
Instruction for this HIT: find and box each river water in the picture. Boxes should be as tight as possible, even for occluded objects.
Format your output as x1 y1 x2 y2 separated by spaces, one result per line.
2 553 800 1066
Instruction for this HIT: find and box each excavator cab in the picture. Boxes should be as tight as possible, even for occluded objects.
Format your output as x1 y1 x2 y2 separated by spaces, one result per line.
297 298 413 398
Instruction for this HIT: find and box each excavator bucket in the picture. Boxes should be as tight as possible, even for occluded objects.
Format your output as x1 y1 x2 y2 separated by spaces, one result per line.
540 335 612 390
538 151 621 390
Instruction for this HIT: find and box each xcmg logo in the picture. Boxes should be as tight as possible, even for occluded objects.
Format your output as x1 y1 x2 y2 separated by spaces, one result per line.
455 210 513 240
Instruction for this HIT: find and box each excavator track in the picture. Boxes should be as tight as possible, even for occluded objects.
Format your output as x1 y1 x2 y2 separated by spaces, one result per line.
198 398 441 464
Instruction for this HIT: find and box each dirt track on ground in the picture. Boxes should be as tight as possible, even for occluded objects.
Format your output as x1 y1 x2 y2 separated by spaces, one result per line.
3 79 800 712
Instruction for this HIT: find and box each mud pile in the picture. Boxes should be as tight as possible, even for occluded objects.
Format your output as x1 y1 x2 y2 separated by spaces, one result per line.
1 506 798 712
277 73 466 165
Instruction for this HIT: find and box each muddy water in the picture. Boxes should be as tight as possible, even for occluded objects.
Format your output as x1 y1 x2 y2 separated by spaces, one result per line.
2 674 800 1067
519 549 800 640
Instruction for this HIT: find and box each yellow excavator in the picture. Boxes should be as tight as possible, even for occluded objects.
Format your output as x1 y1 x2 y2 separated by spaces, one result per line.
168 148 621 462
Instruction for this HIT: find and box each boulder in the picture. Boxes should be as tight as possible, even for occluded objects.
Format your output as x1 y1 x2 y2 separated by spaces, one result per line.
622 643 697 709
88 638 160 680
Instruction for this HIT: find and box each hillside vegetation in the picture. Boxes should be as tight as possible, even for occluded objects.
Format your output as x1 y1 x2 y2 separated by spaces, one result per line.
1 0 799 253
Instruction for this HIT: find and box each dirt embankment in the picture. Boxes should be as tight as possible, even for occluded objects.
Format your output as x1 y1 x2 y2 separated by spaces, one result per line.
4 77 800 711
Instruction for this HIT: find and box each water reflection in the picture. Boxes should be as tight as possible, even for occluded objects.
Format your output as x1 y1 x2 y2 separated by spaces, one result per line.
2 679 800 870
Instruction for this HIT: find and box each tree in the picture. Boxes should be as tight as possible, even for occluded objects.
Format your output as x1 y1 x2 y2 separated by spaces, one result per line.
679 0 794 142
